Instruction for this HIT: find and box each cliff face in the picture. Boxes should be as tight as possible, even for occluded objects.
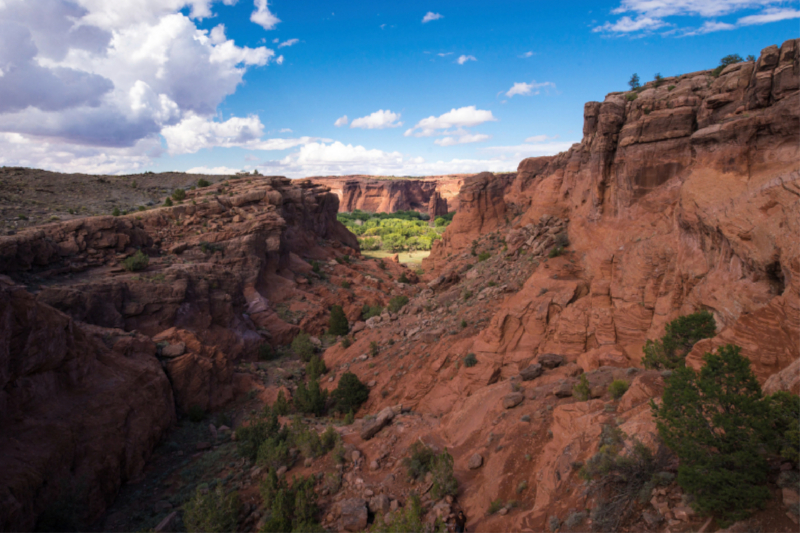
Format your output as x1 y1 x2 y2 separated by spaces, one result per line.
0 176 365 530
305 175 469 213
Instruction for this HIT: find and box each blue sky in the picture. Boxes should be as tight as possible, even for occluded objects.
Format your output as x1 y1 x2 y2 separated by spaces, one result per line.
0 1 797 177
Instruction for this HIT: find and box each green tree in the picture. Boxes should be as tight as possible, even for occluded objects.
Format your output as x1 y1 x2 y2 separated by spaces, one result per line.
291 331 315 362
642 310 716 369
331 372 369 414
388 295 409 313
628 73 640 90
172 188 186 201
654 72 664 87
294 376 328 416
712 54 743 76
183 486 239 533
328 305 349 335
652 344 770 525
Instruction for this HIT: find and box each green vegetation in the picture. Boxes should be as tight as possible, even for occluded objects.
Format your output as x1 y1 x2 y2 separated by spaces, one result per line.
121 250 149 272
402 442 458 499
197 178 211 187
331 372 369 414
628 73 640 90
340 336 351 349
273 390 289 416
370 341 379 357
258 343 275 361
653 344 799 525
477 251 491 262
463 353 477 368
668 84 676 91
172 188 186 202
609 380 629 400
260 472 323 532
573 374 591 401
340 280 351 289
362 304 383 320
164 197 173 207
291 332 316 362
487 499 505 515
641 310 715 369
653 72 664 87
388 295 409 313
373 492 446 533
712 54 743 77
305 356 327 381
112 207 121 217
625 92 638 102
328 305 349 336
183 486 239 533
337 210 450 252
294 377 328 416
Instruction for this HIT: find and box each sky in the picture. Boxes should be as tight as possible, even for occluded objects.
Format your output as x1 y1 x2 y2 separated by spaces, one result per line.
0 1 797 178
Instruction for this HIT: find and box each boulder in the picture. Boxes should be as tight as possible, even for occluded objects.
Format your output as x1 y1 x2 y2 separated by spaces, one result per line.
467 453 483 469
369 494 390 514
337 499 368 532
520 363 543 381
502 393 524 409
351 321 367 334
161 342 186 358
360 407 395 440
537 353 565 369
553 380 574 398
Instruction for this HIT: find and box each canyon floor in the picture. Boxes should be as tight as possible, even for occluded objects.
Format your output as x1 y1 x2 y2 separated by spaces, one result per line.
1 39 799 533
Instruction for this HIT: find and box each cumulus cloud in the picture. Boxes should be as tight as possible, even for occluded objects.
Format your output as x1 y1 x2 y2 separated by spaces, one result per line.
596 0 794 35
422 12 443 23
405 106 497 138
251 0 280 30
278 38 299 48
434 133 490 146
438 52 453 57
0 0 286 170
525 134 558 143
334 115 349 127
350 109 402 129
457 55 477 65
504 81 556 98
519 51 535 58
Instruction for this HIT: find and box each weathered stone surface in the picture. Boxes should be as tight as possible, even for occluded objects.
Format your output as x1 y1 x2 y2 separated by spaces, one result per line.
537 353 565 369
368 494 390 514
467 453 483 470
502 392 524 409
337 499 368 532
161 342 186 358
360 407 395 440
520 363 544 381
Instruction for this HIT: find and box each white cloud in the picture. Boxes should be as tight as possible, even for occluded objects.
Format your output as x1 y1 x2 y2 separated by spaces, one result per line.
251 0 280 30
525 135 559 143
597 0 793 35
278 38 299 48
350 109 402 129
457 55 476 65
405 106 497 138
738 6 800 24
434 133 490 146
519 51 535 58
483 140 577 156
275 54 284 65
422 12 443 23
437 52 453 57
334 115 348 127
186 165 243 174
279 128 292 133
505 81 556 98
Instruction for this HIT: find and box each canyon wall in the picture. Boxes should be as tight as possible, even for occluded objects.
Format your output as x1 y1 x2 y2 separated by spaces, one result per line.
0 176 361 530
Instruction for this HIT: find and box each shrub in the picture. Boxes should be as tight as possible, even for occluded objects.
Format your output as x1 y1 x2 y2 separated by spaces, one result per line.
258 343 275 361
260 475 321 533
516 480 528 494
341 280 351 289
404 441 437 480
463 353 477 367
343 409 355 425
460 319 467 329
573 374 590 401
197 178 211 187
668 85 676 91
183 486 239 533
111 207 121 217
625 92 638 102
328 305 349 336
487 499 504 515
172 188 186 201
388 295 409 313
462 289 473 300
766 391 800 464
641 310 715 369
370 341 379 357
121 250 149 272
361 304 383 320
712 54 743 77
653 344 771 525
340 337 351 348
653 72 664 87
257 436 290 469
398 272 409 283
310 260 320 274
164 197 173 207
372 492 443 533
609 379 629 400
331 372 369 414
294 377 328 417
273 390 289 416
477 251 491 262
237 412 279 461
430 448 458 500
291 331 315 362
548 246 564 258
306 356 327 381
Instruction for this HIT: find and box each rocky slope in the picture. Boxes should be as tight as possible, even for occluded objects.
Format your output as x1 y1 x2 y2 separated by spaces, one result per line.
0 176 418 530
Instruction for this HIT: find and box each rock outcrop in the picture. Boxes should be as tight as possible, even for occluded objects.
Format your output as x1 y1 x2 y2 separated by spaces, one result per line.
427 191 448 225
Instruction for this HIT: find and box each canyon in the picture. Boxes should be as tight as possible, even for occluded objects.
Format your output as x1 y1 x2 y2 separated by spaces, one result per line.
0 39 798 533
